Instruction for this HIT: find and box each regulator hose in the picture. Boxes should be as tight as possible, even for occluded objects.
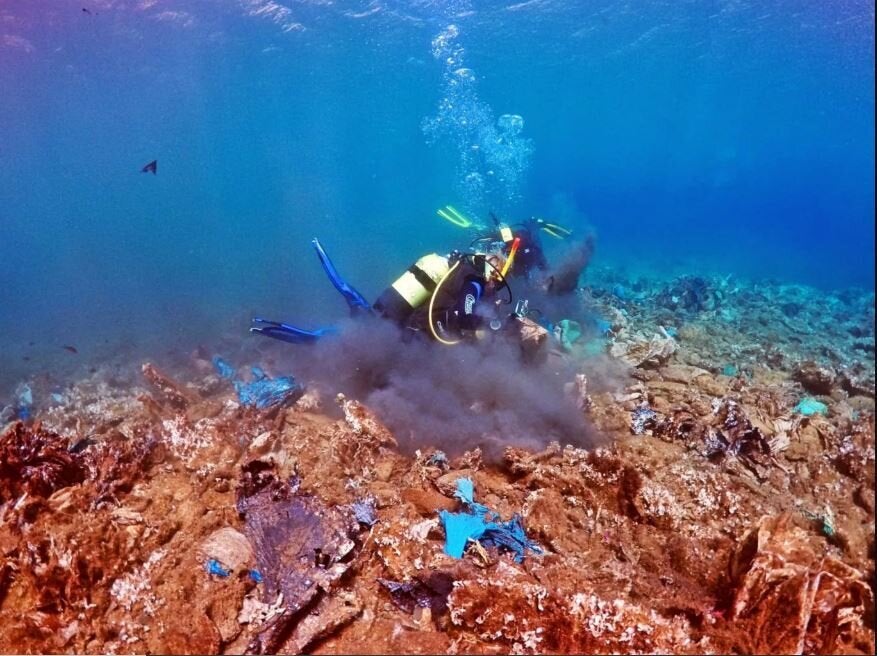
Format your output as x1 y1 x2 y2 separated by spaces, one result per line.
428 260 462 346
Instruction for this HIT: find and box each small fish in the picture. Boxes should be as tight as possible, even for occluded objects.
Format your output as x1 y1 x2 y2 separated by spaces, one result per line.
22 356 30 361
141 159 157 175
82 8 91 15
62 345 78 354
69 437 96 454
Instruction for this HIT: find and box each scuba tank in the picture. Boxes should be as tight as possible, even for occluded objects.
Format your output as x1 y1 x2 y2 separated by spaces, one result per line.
373 253 451 323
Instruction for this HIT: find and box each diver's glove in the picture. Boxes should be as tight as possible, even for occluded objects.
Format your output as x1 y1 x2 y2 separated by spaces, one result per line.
250 318 336 344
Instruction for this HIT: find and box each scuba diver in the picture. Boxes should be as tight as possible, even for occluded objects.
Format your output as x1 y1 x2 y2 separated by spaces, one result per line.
251 209 581 348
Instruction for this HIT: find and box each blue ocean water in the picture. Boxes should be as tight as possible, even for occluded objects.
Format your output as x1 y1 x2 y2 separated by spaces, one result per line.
1 0 874 390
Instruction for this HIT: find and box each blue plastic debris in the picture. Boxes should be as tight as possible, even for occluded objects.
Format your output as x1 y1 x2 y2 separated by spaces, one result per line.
631 405 657 435
439 478 541 563
722 364 738 377
453 478 476 504
440 511 490 558
213 356 301 409
234 369 299 409
352 498 378 526
14 383 33 420
794 397 829 417
17 383 33 407
249 569 264 584
612 284 627 300
664 326 678 339
206 559 230 578
212 356 236 380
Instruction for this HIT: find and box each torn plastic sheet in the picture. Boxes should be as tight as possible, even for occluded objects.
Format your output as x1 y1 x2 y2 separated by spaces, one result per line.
212 356 236 380
440 478 540 563
212 358 301 409
440 511 489 558
235 459 358 654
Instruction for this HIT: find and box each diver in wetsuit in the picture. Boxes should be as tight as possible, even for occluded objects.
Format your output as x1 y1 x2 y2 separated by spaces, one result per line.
251 214 584 347
250 238 507 345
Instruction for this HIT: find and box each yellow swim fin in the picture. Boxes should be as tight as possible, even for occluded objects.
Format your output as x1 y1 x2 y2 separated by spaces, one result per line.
535 218 572 239
437 205 473 229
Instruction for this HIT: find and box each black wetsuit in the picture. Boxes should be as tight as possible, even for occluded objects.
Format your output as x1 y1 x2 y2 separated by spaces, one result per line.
509 224 548 278
402 257 491 337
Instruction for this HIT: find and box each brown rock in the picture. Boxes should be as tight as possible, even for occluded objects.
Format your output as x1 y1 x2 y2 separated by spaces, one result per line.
374 459 395 482
792 361 836 396
141 362 197 411
198 527 254 573
401 487 458 515
158 611 221 654
435 469 476 496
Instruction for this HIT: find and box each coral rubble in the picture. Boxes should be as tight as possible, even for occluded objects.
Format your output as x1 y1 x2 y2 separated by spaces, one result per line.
0 273 873 654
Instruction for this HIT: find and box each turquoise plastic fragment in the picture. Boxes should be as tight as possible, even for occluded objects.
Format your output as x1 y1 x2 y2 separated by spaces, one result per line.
794 397 828 416
453 478 490 516
439 511 489 558
440 478 541 563
722 364 738 376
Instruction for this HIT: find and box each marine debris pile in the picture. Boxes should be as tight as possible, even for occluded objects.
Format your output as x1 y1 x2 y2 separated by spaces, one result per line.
0 273 874 654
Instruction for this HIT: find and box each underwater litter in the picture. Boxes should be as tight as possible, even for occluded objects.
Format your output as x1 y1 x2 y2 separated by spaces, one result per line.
0 270 874 654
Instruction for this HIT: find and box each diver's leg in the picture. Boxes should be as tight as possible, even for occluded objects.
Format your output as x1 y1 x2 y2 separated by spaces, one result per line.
250 318 335 344
311 238 371 312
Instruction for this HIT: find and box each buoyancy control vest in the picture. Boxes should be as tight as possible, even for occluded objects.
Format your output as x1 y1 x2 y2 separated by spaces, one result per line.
373 253 451 323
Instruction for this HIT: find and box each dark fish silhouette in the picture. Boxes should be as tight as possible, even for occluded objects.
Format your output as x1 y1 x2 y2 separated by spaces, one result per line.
62 345 78 354
141 159 157 175
69 437 96 453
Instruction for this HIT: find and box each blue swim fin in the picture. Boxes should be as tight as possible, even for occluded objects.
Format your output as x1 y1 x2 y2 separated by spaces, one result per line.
312 237 371 312
250 318 335 344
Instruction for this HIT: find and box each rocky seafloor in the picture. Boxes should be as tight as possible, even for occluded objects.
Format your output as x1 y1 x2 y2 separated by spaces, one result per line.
1 272 874 655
